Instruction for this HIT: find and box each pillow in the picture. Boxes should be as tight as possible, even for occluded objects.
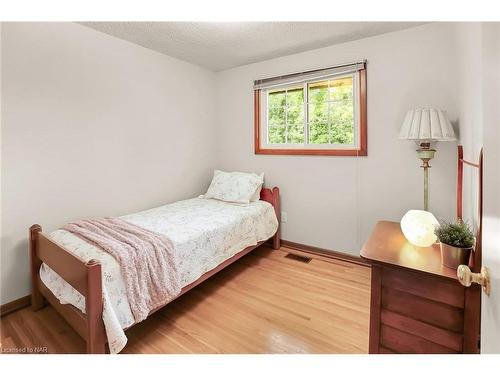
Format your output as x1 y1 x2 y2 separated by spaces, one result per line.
204 170 264 204
250 182 263 202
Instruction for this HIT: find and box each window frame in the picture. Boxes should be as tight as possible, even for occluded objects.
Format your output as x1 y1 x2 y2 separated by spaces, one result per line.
254 68 367 156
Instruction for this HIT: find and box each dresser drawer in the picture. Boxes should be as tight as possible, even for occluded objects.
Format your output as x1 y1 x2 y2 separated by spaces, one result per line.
381 267 464 308
381 286 464 332
378 266 465 353
380 324 457 354
380 309 463 352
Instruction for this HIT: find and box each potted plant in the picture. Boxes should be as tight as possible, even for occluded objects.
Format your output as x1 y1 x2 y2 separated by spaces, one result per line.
434 220 475 269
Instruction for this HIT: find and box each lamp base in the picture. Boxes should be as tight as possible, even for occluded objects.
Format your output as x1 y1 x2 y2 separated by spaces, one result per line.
415 141 436 162
416 148 436 161
415 142 436 212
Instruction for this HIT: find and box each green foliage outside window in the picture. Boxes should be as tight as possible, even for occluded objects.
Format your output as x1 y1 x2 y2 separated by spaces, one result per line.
267 77 354 145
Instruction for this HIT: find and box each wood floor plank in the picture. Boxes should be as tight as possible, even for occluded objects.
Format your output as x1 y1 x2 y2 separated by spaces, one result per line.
1 246 370 354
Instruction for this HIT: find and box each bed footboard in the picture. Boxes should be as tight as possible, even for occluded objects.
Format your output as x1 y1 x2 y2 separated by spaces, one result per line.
29 225 45 310
29 224 106 354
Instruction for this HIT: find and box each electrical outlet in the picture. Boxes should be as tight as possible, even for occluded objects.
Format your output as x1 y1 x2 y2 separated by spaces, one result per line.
281 211 287 224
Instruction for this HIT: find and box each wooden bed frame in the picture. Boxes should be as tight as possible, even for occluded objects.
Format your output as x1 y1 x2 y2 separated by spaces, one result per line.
29 187 281 354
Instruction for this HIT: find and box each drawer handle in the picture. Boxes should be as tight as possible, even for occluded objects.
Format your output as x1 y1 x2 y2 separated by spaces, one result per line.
457 265 491 296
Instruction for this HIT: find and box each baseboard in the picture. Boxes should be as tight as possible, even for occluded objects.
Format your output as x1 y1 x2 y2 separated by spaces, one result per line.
0 295 31 317
280 239 370 267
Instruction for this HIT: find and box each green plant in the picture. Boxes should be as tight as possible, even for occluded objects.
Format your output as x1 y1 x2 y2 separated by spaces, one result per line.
434 220 475 248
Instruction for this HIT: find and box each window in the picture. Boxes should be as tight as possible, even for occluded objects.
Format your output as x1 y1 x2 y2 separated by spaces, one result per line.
254 62 367 156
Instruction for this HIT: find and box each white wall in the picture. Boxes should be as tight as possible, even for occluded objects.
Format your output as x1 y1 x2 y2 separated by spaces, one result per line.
2 22 495 313
215 23 459 254
454 22 500 353
455 23 483 226
0 23 217 304
478 23 500 354
0 24 3 274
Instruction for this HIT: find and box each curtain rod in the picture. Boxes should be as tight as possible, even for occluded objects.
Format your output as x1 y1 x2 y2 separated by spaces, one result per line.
253 60 367 88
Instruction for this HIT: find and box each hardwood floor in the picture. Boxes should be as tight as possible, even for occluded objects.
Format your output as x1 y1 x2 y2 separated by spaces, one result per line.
0 246 371 354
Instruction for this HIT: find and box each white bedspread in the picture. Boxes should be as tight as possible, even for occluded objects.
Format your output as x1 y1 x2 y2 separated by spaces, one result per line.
39 197 278 353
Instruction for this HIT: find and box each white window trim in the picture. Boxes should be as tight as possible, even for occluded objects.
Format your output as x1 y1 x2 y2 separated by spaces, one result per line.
259 72 361 150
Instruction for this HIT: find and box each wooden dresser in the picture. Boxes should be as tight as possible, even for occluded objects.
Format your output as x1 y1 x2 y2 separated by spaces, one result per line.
361 221 480 354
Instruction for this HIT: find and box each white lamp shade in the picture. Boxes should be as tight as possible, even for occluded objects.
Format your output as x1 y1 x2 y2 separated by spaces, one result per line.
399 108 456 142
400 210 439 247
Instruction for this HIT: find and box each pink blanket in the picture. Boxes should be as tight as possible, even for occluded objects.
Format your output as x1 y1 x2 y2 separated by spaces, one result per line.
63 217 181 323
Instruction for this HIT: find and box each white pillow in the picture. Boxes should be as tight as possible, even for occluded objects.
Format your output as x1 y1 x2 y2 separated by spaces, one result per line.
204 170 264 204
250 183 263 202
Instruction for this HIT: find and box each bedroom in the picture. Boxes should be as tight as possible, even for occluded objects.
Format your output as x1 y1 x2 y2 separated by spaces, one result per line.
1 0 499 371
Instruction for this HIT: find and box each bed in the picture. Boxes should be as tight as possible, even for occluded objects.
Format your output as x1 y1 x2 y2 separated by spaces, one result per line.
29 186 280 354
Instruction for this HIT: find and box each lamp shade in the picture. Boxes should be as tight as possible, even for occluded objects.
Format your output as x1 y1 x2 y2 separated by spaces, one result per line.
400 210 439 247
399 108 456 142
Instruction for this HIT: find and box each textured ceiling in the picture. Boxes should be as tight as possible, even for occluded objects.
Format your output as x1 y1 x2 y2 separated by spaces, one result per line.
81 22 426 71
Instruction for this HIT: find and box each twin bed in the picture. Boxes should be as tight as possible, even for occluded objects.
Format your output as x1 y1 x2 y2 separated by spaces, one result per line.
29 184 281 354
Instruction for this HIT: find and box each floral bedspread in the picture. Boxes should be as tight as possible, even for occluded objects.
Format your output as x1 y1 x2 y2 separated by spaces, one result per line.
39 197 278 353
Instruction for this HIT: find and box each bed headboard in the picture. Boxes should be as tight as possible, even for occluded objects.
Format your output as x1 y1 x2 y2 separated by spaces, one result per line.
457 145 483 272
260 186 281 249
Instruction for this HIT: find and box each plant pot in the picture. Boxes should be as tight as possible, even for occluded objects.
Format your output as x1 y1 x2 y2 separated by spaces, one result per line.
440 242 472 269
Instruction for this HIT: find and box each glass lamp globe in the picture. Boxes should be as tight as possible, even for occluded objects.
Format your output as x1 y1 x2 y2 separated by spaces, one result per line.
400 210 439 247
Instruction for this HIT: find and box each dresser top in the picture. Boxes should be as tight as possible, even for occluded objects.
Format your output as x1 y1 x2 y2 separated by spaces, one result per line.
360 220 458 280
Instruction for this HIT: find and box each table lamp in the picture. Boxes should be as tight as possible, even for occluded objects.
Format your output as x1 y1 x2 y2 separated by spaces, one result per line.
400 209 439 247
399 108 456 211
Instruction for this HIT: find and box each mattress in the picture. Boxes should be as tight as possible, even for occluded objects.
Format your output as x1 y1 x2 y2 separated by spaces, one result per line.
39 197 278 353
